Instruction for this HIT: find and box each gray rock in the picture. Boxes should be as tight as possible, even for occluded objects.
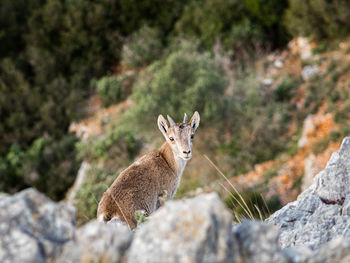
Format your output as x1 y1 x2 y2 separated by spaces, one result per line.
267 137 350 250
233 220 287 263
58 220 132 263
107 217 129 228
282 246 313 263
66 160 91 206
5 136 350 263
301 65 319 80
307 237 350 263
0 188 75 263
0 192 8 200
128 193 234 263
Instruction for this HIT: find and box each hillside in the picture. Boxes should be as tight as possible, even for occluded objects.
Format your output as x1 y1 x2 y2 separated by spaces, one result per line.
3 2 350 261
67 36 350 225
2 0 350 227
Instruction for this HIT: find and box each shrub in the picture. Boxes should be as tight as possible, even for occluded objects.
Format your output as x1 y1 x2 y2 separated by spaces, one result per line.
74 128 142 226
77 128 142 168
74 168 115 226
96 73 134 107
285 0 350 40
311 138 330 155
0 0 186 194
334 110 348 124
0 146 27 194
223 19 265 60
224 190 282 221
175 0 243 48
121 25 163 68
273 76 299 102
216 69 290 176
175 0 289 52
127 41 227 126
0 0 44 58
0 135 81 201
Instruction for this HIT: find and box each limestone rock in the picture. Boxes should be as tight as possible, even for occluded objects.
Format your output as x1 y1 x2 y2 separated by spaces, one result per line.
308 237 350 263
233 220 287 263
58 220 132 263
128 193 234 263
267 137 350 249
0 188 75 263
66 160 91 206
282 246 313 263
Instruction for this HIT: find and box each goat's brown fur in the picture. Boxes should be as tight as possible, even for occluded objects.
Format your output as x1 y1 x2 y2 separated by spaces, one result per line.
97 112 200 229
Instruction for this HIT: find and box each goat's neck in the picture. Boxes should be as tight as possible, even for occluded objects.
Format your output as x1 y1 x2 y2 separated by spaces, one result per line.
159 142 187 177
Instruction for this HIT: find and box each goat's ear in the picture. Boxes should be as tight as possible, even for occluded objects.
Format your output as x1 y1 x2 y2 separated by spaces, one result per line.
189 111 200 132
158 115 169 138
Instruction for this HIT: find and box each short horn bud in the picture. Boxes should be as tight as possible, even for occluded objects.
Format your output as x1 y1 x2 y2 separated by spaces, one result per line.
183 113 188 125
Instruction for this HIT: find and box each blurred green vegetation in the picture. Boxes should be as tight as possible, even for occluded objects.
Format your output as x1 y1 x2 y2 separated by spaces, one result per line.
217 70 292 176
0 135 80 200
96 73 135 107
273 75 300 102
74 168 116 226
126 41 227 125
285 0 350 40
75 128 142 225
1 0 350 212
224 190 282 221
175 0 289 55
121 25 163 68
0 0 185 197
77 128 142 165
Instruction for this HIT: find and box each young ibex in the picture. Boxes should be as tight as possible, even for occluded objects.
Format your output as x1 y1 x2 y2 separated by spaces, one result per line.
97 111 200 229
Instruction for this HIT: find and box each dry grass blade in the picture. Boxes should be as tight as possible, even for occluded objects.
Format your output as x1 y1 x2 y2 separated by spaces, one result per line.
89 191 100 205
219 182 253 220
80 213 91 222
254 204 264 221
204 154 254 219
260 193 271 216
234 211 243 223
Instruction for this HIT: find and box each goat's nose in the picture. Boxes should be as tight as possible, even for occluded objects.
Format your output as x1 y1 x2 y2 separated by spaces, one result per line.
183 150 191 155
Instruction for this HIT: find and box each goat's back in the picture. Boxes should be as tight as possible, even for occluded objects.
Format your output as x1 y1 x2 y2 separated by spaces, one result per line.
97 150 177 228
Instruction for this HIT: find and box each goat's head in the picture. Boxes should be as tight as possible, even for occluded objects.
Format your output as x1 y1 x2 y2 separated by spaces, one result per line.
158 111 200 160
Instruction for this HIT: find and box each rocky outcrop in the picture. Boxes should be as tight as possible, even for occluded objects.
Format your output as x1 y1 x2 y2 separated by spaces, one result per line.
233 220 287 263
58 220 132 263
66 160 91 206
0 189 293 263
0 188 131 263
0 188 75 263
267 137 350 249
128 193 234 263
128 193 289 263
308 237 350 263
3 137 350 263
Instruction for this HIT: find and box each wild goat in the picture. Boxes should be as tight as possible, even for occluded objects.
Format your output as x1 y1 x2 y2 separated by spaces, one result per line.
97 111 200 229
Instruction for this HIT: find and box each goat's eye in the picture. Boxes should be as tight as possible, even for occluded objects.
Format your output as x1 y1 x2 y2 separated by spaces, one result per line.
169 137 175 142
191 134 194 139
